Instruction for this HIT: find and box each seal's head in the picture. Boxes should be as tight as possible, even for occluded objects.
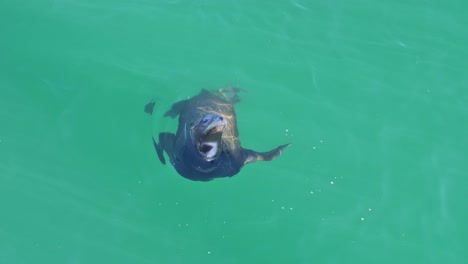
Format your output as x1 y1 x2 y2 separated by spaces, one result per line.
190 114 227 161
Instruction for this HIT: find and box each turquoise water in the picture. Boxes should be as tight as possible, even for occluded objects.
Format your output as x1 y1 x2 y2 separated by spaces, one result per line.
1 0 467 263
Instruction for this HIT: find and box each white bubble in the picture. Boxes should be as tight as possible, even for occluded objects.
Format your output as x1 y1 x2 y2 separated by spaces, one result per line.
290 207 293 210
361 217 365 221
310 191 314 194
368 208 372 211
396 40 407 48
330 181 334 185
281 206 285 210
208 251 211 255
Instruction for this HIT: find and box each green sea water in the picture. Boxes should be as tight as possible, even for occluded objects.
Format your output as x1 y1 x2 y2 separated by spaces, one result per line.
1 0 467 263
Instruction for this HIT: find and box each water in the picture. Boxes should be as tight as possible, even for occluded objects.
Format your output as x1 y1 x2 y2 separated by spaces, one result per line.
1 0 467 263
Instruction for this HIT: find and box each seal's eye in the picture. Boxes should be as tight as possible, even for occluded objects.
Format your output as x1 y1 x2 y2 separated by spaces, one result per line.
202 118 209 124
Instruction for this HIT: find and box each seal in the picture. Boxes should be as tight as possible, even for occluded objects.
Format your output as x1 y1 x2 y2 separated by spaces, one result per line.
145 87 290 181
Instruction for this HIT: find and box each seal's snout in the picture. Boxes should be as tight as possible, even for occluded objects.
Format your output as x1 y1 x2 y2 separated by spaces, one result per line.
199 114 226 135
191 114 226 161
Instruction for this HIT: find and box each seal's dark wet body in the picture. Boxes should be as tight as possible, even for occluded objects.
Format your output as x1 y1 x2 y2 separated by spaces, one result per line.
147 87 290 181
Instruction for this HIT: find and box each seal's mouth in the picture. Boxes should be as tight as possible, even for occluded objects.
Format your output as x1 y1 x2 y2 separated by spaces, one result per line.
190 114 227 161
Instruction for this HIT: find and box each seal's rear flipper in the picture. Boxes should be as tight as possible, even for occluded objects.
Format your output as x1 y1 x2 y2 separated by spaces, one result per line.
244 144 291 164
218 86 245 104
152 133 176 165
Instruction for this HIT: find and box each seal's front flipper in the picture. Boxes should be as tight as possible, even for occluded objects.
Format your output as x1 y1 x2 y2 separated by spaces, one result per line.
152 132 176 165
243 144 291 164
164 99 188 118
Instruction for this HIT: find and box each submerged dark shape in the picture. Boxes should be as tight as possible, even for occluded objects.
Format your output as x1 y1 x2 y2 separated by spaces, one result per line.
144 100 155 114
146 87 290 181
